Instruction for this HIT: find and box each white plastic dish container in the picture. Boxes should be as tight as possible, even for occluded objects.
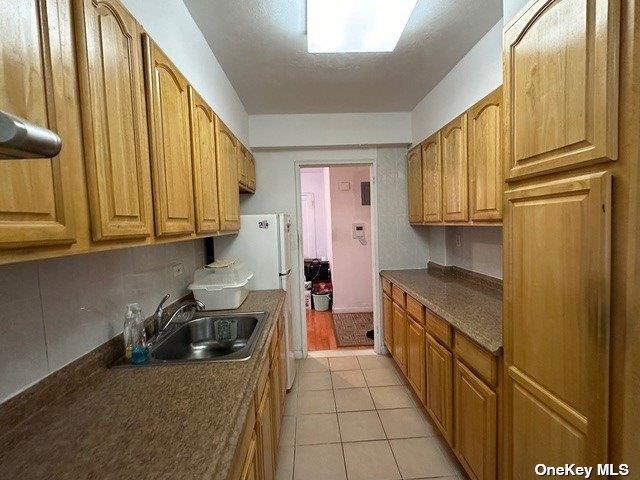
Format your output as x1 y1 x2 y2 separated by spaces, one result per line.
188 262 254 310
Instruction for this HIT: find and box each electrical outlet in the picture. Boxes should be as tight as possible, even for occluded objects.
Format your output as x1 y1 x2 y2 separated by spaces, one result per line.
456 233 462 247
172 263 184 278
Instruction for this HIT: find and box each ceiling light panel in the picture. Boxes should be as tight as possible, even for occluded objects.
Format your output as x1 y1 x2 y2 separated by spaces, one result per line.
307 0 418 53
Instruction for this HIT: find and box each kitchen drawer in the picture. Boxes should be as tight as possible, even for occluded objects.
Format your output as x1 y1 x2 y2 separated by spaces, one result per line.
406 295 425 325
392 285 406 308
382 277 392 295
454 332 498 387
425 310 452 348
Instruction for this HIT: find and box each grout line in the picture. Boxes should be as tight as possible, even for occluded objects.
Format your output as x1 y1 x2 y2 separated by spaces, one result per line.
35 263 51 372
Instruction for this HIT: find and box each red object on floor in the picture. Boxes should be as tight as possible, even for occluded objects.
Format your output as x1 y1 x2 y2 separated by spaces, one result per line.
312 281 332 294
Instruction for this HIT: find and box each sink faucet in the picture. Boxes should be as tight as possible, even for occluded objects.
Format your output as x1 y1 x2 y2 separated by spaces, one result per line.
151 297 205 344
153 293 170 338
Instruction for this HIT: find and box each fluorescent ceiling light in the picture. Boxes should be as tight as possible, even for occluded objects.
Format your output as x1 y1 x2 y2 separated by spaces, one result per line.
307 0 418 53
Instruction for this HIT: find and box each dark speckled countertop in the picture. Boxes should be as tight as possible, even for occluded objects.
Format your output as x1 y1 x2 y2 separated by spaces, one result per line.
380 269 502 355
0 290 285 480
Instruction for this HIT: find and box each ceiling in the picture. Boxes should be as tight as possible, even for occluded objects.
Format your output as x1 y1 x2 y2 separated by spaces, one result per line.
183 0 502 114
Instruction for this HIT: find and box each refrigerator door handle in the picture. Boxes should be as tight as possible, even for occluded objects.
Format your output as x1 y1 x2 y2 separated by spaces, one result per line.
278 269 292 277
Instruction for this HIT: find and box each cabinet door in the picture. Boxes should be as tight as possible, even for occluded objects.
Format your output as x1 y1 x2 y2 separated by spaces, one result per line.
0 0 78 248
238 145 248 188
188 87 220 234
503 172 611 478
143 35 195 237
442 114 468 222
406 316 426 404
503 0 619 181
454 359 497 480
247 153 256 191
278 331 287 415
239 432 258 480
407 146 423 223
269 351 281 462
215 117 241 232
383 293 394 354
422 132 442 222
392 302 407 373
425 333 453 442
74 0 153 241
256 383 274 480
468 87 502 222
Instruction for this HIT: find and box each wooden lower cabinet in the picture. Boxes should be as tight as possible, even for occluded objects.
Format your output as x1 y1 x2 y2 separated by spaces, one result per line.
278 331 287 415
392 302 407 373
256 381 274 480
269 347 281 461
406 316 426 403
239 432 258 480
454 359 497 480
382 293 394 354
425 333 453 442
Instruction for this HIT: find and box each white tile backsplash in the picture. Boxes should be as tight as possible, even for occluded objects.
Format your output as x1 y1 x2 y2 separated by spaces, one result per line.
0 239 206 403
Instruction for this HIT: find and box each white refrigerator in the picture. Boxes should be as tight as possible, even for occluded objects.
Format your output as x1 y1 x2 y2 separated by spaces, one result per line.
214 214 296 389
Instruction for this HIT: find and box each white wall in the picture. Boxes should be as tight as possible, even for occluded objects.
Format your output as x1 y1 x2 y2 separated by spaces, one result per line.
249 112 412 149
328 166 373 313
300 168 330 261
121 0 249 144
411 20 503 145
445 227 503 279
235 147 429 355
0 240 206 402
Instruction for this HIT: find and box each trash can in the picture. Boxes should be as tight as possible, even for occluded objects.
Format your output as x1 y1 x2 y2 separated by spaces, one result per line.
312 293 331 311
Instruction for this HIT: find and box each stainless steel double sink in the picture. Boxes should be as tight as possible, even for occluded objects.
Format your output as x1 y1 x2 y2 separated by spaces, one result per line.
118 311 268 366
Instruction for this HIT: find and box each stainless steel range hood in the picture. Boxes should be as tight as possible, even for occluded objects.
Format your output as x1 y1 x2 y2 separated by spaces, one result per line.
0 110 62 159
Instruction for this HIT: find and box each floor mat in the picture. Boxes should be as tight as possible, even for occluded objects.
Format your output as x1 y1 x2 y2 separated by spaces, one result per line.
332 312 374 347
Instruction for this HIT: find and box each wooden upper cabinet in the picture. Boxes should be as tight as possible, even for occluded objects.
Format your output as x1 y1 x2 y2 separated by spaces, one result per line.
503 171 611 478
454 359 497 480
422 132 442 223
215 118 241 232
143 34 195 237
0 0 78 248
247 152 256 191
441 113 468 222
407 146 423 224
188 87 220 234
503 0 619 181
74 0 153 241
238 145 248 188
468 87 503 222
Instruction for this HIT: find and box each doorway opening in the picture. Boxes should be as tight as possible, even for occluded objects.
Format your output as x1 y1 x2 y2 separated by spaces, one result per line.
299 165 375 352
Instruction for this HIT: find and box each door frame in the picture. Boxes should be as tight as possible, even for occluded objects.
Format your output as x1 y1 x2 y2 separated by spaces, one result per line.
294 160 382 358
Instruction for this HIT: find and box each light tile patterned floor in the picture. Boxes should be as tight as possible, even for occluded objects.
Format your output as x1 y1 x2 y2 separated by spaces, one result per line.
275 350 468 480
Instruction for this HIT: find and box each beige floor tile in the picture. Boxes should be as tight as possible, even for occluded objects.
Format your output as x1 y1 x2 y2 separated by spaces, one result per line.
280 415 296 446
298 389 336 414
343 440 401 480
389 437 458 479
378 408 437 439
284 392 298 416
363 368 403 387
338 410 386 442
328 356 361 371
299 357 330 372
276 446 294 480
369 386 416 410
357 355 395 370
334 387 375 412
331 369 367 389
298 371 333 391
294 443 347 480
296 413 341 445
